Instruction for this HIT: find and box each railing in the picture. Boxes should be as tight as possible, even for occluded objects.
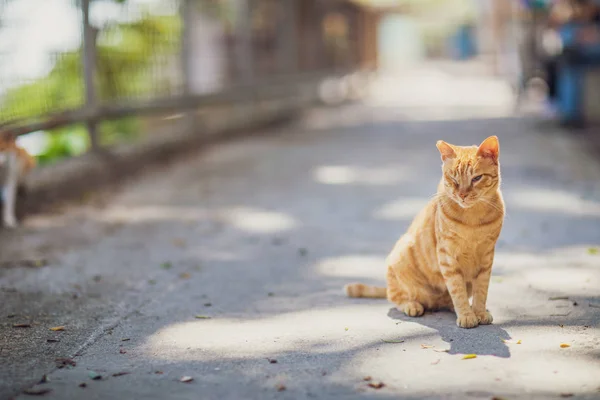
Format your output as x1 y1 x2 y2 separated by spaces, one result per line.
0 0 375 162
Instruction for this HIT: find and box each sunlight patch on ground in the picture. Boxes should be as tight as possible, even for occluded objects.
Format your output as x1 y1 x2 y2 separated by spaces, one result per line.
352 324 600 396
99 206 210 223
313 165 408 186
507 188 600 216
219 207 298 234
142 304 430 361
373 196 429 221
494 246 600 296
314 255 386 280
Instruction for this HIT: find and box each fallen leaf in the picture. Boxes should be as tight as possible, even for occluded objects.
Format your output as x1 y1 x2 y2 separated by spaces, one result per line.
420 344 434 349
267 358 278 364
88 371 102 380
560 343 571 348
179 272 191 280
382 339 405 344
549 296 569 301
502 339 522 344
433 348 450 353
560 394 574 398
121 338 130 342
276 384 287 392
23 387 52 395
112 372 130 377
13 323 31 328
368 382 385 389
160 262 172 270
180 376 193 383
119 349 127 354
195 315 211 320
155 371 164 374
462 354 477 359
49 326 65 332
431 359 441 365
47 339 60 343
363 376 372 381
172 238 187 248
55 358 76 369
344 327 349 331
79 383 87 388
587 247 598 255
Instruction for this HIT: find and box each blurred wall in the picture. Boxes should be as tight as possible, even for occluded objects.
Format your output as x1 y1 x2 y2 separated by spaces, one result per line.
377 14 424 70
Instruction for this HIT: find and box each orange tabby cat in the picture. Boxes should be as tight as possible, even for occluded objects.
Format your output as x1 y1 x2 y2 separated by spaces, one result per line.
0 134 36 228
345 136 504 329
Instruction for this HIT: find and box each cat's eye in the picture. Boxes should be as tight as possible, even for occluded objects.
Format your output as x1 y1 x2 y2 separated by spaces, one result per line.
472 175 483 183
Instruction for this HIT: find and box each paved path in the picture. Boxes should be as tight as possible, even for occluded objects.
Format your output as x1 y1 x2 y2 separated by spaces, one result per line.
1 64 600 399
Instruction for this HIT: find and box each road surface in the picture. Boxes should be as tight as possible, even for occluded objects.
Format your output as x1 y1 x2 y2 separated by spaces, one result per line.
1 63 599 400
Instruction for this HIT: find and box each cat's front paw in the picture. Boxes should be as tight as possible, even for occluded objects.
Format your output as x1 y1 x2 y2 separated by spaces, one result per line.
399 301 424 317
475 311 493 325
456 313 479 329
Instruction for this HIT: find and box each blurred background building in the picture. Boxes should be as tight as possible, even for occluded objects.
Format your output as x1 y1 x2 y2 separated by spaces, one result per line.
1 0 599 166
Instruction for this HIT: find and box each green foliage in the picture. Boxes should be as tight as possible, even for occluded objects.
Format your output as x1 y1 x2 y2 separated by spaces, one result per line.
0 11 180 163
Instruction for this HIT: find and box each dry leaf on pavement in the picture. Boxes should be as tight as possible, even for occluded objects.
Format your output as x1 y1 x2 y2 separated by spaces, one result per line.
49 326 65 331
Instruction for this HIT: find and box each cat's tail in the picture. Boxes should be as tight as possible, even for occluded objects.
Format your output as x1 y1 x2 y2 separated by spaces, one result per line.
344 283 387 299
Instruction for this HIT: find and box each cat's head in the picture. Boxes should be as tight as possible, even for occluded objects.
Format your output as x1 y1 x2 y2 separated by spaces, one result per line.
436 136 500 208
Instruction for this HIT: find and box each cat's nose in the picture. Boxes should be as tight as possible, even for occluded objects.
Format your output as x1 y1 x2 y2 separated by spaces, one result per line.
458 192 468 200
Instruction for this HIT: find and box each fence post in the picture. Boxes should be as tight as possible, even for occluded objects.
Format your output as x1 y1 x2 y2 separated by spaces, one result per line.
235 0 254 84
180 0 197 133
82 0 99 151
278 0 298 75
181 0 193 95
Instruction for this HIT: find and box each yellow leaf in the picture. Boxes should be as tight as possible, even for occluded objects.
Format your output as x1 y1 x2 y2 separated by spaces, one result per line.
462 354 477 359
560 343 571 348
50 326 65 331
194 315 211 319
502 339 522 344
587 247 598 255
420 344 434 349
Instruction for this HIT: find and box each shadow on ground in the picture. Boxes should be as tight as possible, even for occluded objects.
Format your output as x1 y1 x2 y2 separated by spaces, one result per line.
2 113 600 399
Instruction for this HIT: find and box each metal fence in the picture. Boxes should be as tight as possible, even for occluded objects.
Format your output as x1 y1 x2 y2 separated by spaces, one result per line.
0 0 376 162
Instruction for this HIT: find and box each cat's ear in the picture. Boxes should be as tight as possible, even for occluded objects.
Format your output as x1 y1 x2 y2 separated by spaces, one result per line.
477 136 499 163
436 140 456 162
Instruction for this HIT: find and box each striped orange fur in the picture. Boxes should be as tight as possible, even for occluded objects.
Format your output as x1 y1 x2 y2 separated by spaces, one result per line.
345 136 504 328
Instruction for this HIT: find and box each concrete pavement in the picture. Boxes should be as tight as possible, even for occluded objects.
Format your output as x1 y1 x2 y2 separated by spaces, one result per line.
1 63 600 399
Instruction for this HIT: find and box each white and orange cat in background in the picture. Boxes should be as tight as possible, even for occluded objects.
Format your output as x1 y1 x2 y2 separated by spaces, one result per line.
346 136 504 329
0 134 36 228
